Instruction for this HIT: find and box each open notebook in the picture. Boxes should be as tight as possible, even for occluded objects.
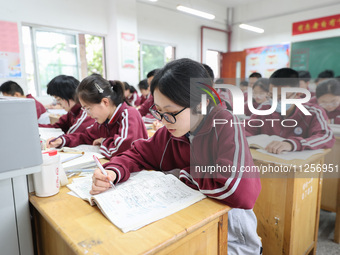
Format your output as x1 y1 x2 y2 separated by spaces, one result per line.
67 170 206 233
246 134 285 149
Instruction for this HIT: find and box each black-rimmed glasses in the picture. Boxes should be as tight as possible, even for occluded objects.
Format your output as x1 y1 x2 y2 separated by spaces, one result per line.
149 104 186 124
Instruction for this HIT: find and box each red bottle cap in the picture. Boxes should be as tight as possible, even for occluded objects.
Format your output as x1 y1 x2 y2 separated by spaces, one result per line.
42 150 58 156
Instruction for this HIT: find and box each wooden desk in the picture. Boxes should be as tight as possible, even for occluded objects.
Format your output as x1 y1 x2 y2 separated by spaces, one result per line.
30 178 230 255
251 149 330 255
321 136 340 243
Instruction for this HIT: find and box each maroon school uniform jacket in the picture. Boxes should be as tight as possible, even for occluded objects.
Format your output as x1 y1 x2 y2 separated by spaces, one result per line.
103 104 261 209
244 100 260 116
59 102 148 158
245 102 335 151
127 92 141 107
138 94 154 117
309 97 340 124
39 104 95 134
26 94 46 119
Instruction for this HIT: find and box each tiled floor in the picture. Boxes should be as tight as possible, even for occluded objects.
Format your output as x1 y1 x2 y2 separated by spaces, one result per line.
317 210 340 255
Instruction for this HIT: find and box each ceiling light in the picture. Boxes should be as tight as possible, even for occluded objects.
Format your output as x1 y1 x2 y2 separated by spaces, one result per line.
176 5 215 20
239 24 264 33
149 0 158 2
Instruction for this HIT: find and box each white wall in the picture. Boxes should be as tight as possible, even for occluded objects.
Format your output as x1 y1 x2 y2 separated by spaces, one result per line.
136 1 228 64
231 0 340 51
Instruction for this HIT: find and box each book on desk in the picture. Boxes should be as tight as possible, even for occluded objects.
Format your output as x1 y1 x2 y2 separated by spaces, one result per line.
67 170 206 233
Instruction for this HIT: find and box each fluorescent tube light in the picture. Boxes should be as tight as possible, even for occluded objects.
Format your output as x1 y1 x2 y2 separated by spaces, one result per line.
149 0 158 2
239 24 264 33
176 5 215 20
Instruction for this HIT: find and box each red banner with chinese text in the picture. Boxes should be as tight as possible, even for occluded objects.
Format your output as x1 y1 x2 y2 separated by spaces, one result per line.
292 14 340 35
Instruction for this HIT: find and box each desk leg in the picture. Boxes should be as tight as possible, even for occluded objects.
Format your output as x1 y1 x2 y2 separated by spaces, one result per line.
218 213 228 255
334 178 340 243
308 173 323 255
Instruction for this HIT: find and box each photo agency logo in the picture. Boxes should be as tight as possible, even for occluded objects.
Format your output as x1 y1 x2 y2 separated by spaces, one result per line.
198 80 312 128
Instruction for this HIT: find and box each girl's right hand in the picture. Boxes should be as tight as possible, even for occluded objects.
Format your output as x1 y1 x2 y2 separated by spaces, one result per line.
46 137 62 148
90 168 117 195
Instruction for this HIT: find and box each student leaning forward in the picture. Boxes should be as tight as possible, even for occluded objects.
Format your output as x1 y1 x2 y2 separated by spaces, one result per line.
90 58 263 254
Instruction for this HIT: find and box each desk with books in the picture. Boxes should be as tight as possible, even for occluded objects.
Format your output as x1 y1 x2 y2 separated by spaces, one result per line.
29 174 231 255
251 149 330 255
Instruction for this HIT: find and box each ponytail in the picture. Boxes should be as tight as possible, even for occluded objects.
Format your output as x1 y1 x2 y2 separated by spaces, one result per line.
77 74 125 106
108 80 126 105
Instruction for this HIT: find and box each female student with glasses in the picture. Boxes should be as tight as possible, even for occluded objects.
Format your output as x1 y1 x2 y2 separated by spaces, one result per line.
314 78 340 124
47 74 148 159
90 58 262 254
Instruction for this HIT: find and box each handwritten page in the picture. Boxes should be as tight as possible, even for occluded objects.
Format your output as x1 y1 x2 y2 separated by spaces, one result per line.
67 171 206 233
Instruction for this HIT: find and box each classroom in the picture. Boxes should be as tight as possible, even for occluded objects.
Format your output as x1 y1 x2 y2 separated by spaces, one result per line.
0 0 340 254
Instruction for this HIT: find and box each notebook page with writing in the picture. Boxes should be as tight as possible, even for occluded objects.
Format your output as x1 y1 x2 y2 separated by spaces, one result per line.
67 171 206 233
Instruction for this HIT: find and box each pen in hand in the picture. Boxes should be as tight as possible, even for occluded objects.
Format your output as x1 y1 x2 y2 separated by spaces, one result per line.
93 155 115 188
49 135 61 144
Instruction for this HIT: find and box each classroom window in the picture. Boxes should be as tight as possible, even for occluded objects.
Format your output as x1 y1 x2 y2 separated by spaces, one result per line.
206 50 221 79
22 26 106 97
139 42 175 80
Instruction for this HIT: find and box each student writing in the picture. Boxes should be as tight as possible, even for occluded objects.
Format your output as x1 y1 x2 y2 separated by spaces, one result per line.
245 68 335 154
39 75 95 133
90 58 262 254
47 74 148 159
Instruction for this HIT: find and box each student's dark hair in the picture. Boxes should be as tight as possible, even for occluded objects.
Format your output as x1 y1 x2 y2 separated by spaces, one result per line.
318 69 334 79
269 68 299 87
249 72 262 78
215 78 224 84
298 70 311 82
46 75 79 103
240 80 249 87
151 58 230 114
202 64 215 80
123 82 130 91
147 69 160 78
138 79 149 90
0 80 24 96
77 74 125 106
253 78 270 92
129 86 137 93
316 79 340 98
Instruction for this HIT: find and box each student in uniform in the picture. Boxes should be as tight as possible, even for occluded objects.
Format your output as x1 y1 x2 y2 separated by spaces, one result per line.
39 75 95 133
313 79 340 124
244 72 262 103
124 82 140 107
245 68 335 154
240 80 249 93
47 74 148 159
137 79 149 106
244 78 270 116
90 58 262 254
298 70 315 98
0 80 48 123
138 69 160 116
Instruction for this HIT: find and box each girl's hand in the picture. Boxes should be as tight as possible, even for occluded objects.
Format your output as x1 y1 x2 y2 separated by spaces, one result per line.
265 141 293 154
93 137 104 146
90 168 117 195
46 137 62 148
